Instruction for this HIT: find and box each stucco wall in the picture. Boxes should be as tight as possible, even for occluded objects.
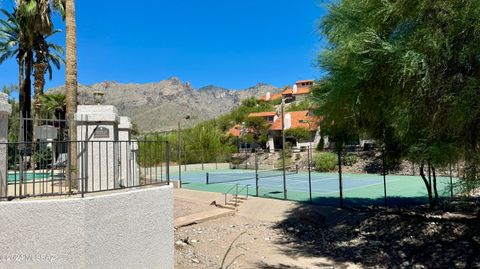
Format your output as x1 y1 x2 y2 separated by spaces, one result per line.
0 92 11 198
0 185 173 269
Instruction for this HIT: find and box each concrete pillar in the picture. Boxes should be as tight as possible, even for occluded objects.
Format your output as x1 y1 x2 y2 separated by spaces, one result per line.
267 137 275 153
75 105 120 192
118 117 139 187
0 93 12 197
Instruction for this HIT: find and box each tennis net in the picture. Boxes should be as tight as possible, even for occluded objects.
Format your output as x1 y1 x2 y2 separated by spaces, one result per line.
206 166 298 184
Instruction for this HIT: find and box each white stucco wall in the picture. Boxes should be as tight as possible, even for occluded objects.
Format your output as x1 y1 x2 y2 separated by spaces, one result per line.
76 106 120 191
0 185 174 269
0 93 12 198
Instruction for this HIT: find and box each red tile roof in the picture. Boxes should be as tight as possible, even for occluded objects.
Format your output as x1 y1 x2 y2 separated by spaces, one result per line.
248 111 277 117
259 93 283 101
227 125 242 137
282 87 311 96
270 111 322 131
226 124 256 137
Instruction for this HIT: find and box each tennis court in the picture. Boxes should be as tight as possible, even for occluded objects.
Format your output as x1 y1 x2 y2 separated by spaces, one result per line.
172 168 457 206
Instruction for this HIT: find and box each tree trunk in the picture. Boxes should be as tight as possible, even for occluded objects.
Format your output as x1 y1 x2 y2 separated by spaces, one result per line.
18 56 25 139
33 35 48 131
419 162 433 208
24 51 33 142
66 0 78 189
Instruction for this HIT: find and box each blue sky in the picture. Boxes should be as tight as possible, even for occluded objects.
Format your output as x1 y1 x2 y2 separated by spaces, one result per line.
0 0 327 90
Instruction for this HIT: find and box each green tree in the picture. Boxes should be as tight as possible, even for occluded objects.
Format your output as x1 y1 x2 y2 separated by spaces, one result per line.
244 116 270 147
39 93 65 119
284 127 311 143
0 8 33 122
316 0 480 207
32 29 64 131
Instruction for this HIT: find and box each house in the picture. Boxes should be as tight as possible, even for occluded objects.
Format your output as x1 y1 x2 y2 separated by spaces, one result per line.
259 79 315 103
268 110 322 151
247 110 323 152
259 92 282 102
295 79 314 88
247 111 278 123
226 124 261 151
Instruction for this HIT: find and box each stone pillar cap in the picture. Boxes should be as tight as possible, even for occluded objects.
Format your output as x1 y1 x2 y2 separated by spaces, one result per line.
0 93 12 115
75 105 119 123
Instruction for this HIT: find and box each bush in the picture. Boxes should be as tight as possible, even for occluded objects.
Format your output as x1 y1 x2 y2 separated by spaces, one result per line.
343 154 358 166
314 152 337 172
364 159 383 174
317 137 325 151
276 157 293 169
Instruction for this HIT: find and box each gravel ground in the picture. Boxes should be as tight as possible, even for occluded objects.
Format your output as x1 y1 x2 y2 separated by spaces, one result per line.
174 189 480 269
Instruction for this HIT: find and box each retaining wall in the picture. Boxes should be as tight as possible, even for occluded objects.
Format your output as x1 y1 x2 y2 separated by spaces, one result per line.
0 185 173 269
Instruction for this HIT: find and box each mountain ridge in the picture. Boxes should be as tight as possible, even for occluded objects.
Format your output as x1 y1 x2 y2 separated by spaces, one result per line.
48 77 282 132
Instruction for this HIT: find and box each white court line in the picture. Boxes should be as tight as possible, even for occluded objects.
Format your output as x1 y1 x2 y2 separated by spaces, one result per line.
258 175 403 194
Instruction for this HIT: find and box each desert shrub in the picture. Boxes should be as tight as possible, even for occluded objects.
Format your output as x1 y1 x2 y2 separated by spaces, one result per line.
279 148 293 159
364 159 383 174
314 152 337 172
276 158 293 169
343 154 358 166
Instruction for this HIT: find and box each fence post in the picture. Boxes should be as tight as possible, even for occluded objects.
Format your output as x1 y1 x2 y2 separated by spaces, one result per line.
201 149 204 170
382 147 387 207
166 141 170 185
308 145 312 203
255 151 259 197
337 150 343 208
81 140 85 198
67 139 72 194
449 163 453 198
18 113 24 196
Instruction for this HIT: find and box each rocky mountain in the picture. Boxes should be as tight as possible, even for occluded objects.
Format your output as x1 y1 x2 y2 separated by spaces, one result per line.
48 77 281 132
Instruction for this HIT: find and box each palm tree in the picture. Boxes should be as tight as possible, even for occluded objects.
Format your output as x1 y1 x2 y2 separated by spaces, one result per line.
0 8 33 128
39 93 65 119
65 0 77 184
14 0 64 134
33 29 64 140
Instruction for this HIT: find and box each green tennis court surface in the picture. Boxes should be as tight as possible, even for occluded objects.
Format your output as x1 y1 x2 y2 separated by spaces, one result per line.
172 168 457 206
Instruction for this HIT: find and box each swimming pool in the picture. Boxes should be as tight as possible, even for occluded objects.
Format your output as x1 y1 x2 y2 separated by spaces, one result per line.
7 173 52 183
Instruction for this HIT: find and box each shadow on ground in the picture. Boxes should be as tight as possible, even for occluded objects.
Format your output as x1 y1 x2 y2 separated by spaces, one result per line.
257 196 480 269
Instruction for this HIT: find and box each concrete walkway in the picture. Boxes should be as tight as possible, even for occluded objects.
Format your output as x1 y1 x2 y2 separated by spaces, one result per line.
174 188 235 228
174 208 234 228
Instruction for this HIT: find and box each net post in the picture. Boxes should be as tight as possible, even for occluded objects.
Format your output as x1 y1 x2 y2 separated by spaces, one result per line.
206 172 209 184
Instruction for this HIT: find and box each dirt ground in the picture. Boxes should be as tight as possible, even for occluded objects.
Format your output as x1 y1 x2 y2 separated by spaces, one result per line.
174 189 361 269
174 188 480 269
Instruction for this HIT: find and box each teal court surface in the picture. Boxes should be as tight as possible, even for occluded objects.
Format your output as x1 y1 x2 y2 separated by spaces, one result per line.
171 168 457 206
